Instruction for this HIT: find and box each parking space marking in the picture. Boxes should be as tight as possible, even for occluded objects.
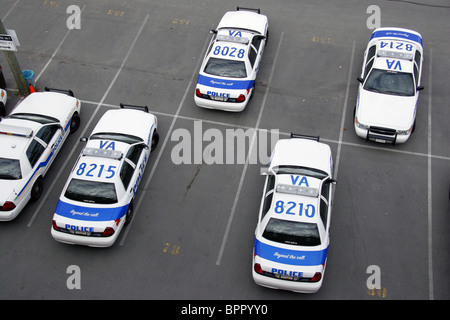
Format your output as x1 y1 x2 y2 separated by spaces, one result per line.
1 0 20 20
334 40 356 180
118 35 211 246
27 14 150 227
215 32 285 266
427 48 433 300
36 5 86 83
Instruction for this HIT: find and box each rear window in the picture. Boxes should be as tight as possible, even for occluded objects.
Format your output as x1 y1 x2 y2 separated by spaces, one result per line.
0 157 21 180
262 218 321 246
204 57 247 78
64 178 117 204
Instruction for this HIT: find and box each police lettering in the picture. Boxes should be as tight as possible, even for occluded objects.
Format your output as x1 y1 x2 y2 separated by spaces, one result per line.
65 224 93 232
207 91 230 98
271 268 302 277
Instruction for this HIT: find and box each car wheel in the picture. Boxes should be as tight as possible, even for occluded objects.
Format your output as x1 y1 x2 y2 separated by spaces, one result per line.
69 114 80 134
125 201 133 225
151 130 159 151
30 177 43 201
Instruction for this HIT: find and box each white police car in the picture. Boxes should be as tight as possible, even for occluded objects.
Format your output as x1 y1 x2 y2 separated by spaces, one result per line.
252 134 336 293
194 7 268 112
354 27 424 144
0 88 81 221
0 88 7 117
51 104 158 247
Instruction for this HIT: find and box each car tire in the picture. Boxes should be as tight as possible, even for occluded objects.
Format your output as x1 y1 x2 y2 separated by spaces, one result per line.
151 130 159 151
0 102 5 117
125 201 133 225
69 114 80 134
30 177 43 201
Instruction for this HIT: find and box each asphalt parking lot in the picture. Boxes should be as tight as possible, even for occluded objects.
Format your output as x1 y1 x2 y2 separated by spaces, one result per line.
0 0 449 301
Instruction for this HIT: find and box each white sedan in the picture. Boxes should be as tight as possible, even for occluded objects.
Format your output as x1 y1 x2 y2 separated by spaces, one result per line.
252 134 336 293
194 7 268 112
354 27 424 144
0 88 81 221
51 104 158 247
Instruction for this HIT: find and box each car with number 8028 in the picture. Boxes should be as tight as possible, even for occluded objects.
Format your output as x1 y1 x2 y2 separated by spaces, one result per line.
194 6 268 112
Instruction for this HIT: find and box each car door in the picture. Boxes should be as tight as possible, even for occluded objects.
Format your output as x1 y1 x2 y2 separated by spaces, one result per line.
34 124 64 174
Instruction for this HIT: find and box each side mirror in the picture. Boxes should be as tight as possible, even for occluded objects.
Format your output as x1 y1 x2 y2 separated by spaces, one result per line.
357 77 364 83
209 29 217 34
79 137 88 142
417 85 425 91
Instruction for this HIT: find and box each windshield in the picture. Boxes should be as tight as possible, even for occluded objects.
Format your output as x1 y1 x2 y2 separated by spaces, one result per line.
364 68 415 96
8 113 59 124
90 132 142 145
64 178 117 204
204 57 247 78
263 218 321 246
0 158 21 180
273 165 328 180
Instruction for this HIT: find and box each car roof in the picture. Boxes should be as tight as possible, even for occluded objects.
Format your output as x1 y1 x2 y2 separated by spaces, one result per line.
217 10 268 35
11 92 76 121
0 118 41 159
270 138 332 176
91 109 156 143
370 27 423 48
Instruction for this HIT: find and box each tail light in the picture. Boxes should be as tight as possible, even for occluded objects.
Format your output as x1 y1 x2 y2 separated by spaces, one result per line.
52 220 60 231
254 263 263 275
102 227 115 237
1 201 16 211
195 88 202 97
236 94 245 103
310 272 322 282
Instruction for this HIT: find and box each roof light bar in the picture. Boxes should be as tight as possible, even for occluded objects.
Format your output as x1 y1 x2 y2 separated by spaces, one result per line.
82 147 122 160
0 124 33 138
216 34 249 44
377 50 413 61
276 184 319 197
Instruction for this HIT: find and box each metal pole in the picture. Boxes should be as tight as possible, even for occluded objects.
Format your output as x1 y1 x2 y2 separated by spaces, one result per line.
0 18 29 96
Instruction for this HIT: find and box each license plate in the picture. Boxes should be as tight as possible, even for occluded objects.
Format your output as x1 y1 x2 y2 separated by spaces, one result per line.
212 96 225 101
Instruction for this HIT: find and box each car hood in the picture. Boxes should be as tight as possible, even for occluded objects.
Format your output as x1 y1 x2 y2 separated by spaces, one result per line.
358 88 416 130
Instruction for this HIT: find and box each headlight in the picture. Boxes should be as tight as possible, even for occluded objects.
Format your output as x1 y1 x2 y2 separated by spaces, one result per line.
355 116 369 130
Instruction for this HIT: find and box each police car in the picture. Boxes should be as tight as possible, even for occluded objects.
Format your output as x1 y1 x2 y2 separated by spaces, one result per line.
0 88 7 117
0 88 81 221
194 7 268 112
252 134 336 293
51 104 158 247
354 27 424 144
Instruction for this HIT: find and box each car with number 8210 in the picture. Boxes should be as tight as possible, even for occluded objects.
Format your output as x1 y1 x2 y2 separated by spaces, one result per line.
252 134 336 293
51 104 159 247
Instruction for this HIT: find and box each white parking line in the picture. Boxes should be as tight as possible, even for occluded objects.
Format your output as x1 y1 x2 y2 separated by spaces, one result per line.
27 14 150 227
36 5 87 83
334 41 356 180
118 35 211 246
216 32 285 266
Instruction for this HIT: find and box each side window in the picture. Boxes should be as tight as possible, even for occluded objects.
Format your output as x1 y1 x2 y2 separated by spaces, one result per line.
248 47 257 67
126 144 144 166
251 36 263 53
261 175 275 219
36 125 59 145
119 162 134 190
363 45 376 79
26 140 45 168
319 182 330 228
